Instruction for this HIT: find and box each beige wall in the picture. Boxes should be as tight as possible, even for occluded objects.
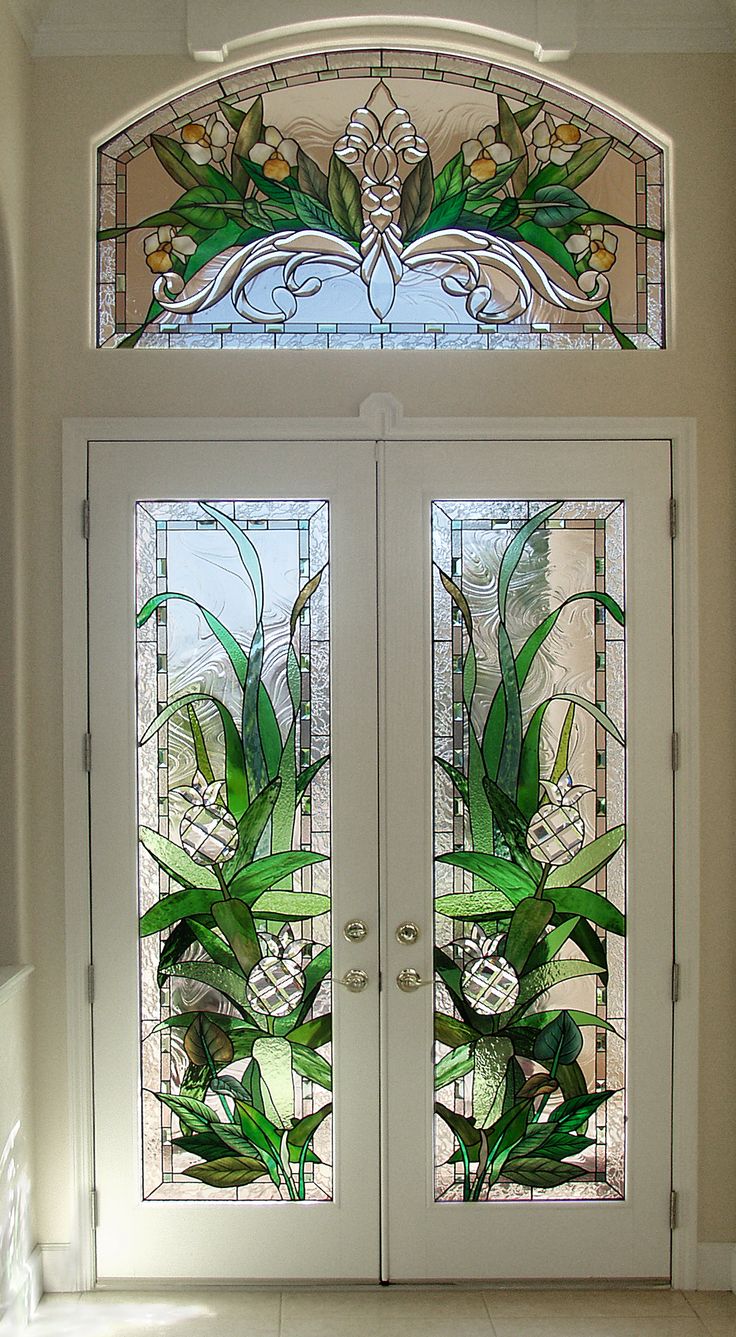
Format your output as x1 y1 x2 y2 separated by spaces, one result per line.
0 1 30 964
13 28 736 1249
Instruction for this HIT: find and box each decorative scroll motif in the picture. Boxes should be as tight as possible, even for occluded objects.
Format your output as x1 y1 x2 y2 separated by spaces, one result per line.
432 502 626 1202
137 501 332 1201
98 54 665 348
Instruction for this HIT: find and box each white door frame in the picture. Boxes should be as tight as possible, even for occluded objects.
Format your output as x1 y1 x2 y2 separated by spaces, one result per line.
61 397 699 1290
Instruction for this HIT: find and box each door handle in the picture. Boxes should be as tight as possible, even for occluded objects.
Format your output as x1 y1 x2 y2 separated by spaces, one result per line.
396 968 432 992
338 968 369 993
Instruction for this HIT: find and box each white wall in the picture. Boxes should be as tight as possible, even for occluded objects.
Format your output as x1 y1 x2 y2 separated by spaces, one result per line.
5 7 735 1259
0 971 35 1329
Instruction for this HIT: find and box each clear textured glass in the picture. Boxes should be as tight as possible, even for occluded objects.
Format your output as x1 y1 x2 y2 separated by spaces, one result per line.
431 500 626 1203
136 500 332 1202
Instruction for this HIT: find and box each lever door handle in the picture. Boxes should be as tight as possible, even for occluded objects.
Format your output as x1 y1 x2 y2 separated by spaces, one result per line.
338 968 369 993
396 968 432 992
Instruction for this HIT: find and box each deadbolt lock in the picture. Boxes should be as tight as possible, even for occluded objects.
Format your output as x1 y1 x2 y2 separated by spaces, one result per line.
396 921 420 945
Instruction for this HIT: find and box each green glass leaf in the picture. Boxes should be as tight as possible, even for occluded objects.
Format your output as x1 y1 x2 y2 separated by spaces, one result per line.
172 1130 233 1161
139 886 219 937
228 851 327 899
513 959 604 1018
229 779 283 879
250 891 331 920
290 567 325 638
533 184 588 228
548 825 625 890
465 161 523 204
156 1092 220 1133
400 155 435 240
504 897 554 974
435 1101 481 1156
435 756 469 807
231 96 264 196
290 1042 332 1090
481 776 539 879
497 620 523 797
290 189 342 235
138 592 248 684
543 885 625 936
297 147 329 206
184 1155 269 1187
173 186 230 230
549 1089 614 1133
183 1013 234 1068
287 1102 332 1153
287 1014 331 1048
574 208 663 242
524 917 580 971
498 502 561 624
211 898 261 975
139 825 218 891
234 1099 282 1156
518 1009 618 1034
433 150 464 205
419 189 467 236
189 919 239 972
527 136 612 195
435 891 514 921
473 1036 514 1129
503 1155 586 1188
436 851 536 898
156 919 198 988
296 755 329 800
435 1012 476 1048
138 691 249 820
327 154 362 242
435 1042 475 1091
253 1036 295 1128
514 100 543 133
167 961 252 1012
218 100 245 133
498 94 528 195
533 1010 584 1066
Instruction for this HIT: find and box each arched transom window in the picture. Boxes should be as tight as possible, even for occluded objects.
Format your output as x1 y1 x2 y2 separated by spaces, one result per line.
97 49 665 349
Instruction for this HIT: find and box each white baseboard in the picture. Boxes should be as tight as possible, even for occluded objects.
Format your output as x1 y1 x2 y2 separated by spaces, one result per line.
38 1245 76 1294
697 1242 736 1291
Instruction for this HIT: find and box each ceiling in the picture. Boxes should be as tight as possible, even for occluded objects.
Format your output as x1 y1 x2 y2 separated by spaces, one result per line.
8 0 736 60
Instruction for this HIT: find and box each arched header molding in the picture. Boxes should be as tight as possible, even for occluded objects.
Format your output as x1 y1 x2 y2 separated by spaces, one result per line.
97 48 665 349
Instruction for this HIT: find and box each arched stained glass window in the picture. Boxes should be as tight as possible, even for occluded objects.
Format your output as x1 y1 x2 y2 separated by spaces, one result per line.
97 50 665 349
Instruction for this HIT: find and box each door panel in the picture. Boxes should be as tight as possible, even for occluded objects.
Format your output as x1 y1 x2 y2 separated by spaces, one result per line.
382 440 673 1281
89 435 674 1283
89 441 379 1280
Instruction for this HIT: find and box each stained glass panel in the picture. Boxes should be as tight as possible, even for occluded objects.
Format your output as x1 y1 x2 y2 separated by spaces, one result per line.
432 500 626 1202
136 500 332 1201
98 51 664 349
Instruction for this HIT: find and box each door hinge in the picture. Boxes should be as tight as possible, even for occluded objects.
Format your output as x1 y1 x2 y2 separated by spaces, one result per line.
91 1187 99 1229
82 499 90 541
671 731 680 771
669 497 677 539
83 732 92 772
670 1189 678 1230
672 961 680 1004
87 962 95 1006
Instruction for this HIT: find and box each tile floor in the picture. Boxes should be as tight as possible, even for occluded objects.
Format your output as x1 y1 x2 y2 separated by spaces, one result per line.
31 1288 736 1336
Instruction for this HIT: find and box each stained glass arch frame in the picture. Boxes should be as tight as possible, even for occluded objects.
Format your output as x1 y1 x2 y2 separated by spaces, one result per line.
97 48 665 349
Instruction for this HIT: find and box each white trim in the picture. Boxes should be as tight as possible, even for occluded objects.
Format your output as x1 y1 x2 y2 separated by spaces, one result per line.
61 427 96 1293
670 421 701 1292
62 404 699 1289
697 1243 736 1292
0 966 33 1007
37 1245 77 1295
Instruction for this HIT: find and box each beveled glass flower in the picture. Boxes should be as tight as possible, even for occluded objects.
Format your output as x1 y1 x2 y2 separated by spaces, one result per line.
143 225 196 275
461 127 512 182
532 114 583 165
181 113 229 165
249 126 299 182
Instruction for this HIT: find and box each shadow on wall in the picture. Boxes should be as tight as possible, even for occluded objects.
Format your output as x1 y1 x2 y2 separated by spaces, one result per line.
0 207 21 967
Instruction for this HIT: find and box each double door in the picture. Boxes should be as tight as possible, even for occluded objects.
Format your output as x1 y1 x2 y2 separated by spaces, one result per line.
89 435 674 1283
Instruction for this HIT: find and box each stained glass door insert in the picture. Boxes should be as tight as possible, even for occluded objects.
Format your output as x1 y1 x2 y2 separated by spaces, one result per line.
431 501 625 1204
136 500 333 1202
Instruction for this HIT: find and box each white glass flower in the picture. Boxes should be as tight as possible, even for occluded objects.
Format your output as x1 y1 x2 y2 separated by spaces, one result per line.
461 126 512 182
532 114 583 165
249 126 299 182
143 225 196 275
566 223 619 274
181 113 229 165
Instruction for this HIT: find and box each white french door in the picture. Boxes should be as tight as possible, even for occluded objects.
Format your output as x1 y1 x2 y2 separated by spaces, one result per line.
88 434 674 1283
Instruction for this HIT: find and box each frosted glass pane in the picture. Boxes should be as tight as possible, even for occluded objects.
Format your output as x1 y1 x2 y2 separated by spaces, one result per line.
432 501 626 1203
136 500 332 1202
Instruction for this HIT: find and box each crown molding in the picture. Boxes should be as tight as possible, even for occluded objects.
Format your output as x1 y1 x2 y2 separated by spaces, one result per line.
6 0 736 59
